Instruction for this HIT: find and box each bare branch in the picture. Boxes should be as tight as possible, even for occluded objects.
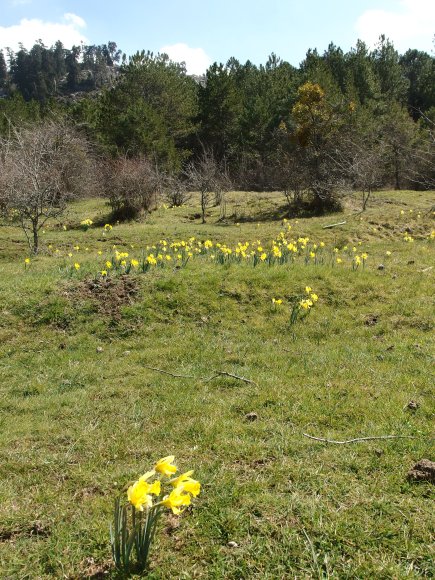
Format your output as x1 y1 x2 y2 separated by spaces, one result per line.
202 371 258 386
302 433 432 444
143 365 257 386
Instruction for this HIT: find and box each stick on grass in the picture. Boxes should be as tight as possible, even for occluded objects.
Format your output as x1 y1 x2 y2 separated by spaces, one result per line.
302 433 432 444
143 366 257 386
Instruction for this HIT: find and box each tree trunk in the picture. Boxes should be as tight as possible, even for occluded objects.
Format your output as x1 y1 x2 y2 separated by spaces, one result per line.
201 191 206 223
394 147 401 190
32 221 39 254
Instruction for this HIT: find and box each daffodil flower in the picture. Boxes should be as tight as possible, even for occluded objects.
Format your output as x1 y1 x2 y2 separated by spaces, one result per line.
169 471 201 497
159 487 191 514
155 455 177 476
127 478 160 511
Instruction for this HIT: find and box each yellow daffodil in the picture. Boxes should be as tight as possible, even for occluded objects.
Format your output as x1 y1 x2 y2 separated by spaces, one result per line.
127 478 160 511
130 259 139 268
101 270 107 276
155 455 177 476
170 471 201 497
310 293 318 302
159 487 191 514
106 261 113 269
305 286 312 294
24 257 30 265
74 262 80 270
272 298 283 305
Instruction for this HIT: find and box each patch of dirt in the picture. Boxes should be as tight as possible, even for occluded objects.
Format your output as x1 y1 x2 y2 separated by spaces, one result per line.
67 275 140 322
0 521 50 542
73 486 105 501
164 514 181 535
408 459 435 483
72 557 112 579
364 314 379 326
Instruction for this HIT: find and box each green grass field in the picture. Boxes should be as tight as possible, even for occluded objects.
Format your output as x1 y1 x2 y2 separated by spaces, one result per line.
0 190 434 579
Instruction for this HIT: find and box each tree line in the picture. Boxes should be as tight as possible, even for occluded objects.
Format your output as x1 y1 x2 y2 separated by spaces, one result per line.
0 35 434 235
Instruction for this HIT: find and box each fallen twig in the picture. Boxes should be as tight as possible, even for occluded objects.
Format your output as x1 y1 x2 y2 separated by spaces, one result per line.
142 365 194 379
143 365 257 386
203 371 258 386
322 221 346 229
302 433 432 444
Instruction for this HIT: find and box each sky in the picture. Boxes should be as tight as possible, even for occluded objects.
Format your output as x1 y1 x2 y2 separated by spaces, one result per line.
1 0 434 74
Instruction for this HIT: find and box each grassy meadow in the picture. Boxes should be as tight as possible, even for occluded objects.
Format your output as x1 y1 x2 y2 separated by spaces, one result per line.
0 190 434 579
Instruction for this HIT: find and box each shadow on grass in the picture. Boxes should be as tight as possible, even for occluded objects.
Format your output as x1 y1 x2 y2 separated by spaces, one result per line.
224 200 344 223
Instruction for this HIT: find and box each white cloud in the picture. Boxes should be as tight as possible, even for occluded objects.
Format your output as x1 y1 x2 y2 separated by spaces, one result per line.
355 0 435 53
159 42 211 75
0 13 88 53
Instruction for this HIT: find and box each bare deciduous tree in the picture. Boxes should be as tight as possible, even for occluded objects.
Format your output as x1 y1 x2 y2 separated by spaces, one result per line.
0 119 92 253
331 135 386 210
162 173 191 207
103 156 160 220
186 150 231 223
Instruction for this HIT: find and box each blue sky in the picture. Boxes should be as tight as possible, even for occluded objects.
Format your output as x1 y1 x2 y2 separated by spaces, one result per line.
1 0 434 73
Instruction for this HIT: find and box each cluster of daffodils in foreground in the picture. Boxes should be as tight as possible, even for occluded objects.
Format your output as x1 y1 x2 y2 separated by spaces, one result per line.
111 456 200 574
272 286 320 326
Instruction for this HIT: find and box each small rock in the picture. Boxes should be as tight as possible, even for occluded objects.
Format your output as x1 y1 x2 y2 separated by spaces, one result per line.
392 274 398 279
227 541 239 548
386 345 394 351
96 346 103 353
378 264 385 270
245 412 258 422
407 459 435 483
123 350 131 356
374 448 384 457
407 400 419 410
59 343 66 350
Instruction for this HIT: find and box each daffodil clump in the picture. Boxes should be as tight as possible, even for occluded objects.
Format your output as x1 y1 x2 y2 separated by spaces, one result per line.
289 286 319 326
80 218 93 230
111 455 200 574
